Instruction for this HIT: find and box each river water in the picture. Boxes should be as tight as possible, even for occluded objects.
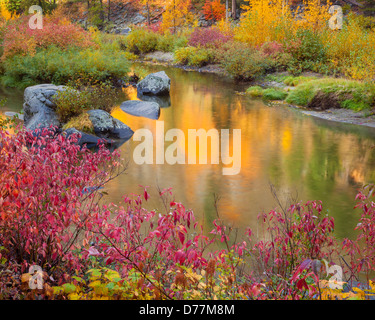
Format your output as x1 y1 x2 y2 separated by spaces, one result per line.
2 63 375 240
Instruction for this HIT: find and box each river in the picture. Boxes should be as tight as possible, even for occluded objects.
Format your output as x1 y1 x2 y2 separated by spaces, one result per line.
2 63 375 240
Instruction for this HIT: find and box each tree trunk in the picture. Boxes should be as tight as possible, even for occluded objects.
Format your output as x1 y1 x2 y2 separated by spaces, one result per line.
146 1 150 25
173 0 176 34
108 0 111 22
231 0 236 19
225 0 228 21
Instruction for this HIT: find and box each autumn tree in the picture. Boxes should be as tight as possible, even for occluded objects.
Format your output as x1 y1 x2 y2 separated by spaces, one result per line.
236 0 294 45
203 0 226 21
161 0 196 33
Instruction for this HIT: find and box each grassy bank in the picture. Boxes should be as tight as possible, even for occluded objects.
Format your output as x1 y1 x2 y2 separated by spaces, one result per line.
246 76 375 112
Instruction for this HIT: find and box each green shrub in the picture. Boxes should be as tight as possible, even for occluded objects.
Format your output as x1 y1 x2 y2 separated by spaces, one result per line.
2 46 130 88
174 46 213 67
156 32 188 52
125 28 158 54
216 41 271 81
285 29 328 75
54 82 120 123
246 86 264 97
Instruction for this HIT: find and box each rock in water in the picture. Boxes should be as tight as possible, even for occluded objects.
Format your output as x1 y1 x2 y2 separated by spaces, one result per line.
137 93 171 109
120 100 160 120
87 109 134 140
136 71 171 96
23 84 66 130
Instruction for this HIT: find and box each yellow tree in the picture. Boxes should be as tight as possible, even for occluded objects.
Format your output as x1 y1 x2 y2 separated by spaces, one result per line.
161 0 196 34
236 0 294 46
298 0 332 32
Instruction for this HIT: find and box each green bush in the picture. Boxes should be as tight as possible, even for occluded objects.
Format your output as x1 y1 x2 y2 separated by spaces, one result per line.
54 87 91 123
285 29 328 75
2 46 130 88
246 86 264 97
54 81 120 123
156 32 188 52
125 28 158 54
174 46 213 67
216 41 271 81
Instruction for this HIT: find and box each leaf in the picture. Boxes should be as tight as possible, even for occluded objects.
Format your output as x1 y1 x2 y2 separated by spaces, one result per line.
87 268 102 279
104 270 121 282
62 283 76 294
21 273 31 283
68 293 81 300
72 276 86 284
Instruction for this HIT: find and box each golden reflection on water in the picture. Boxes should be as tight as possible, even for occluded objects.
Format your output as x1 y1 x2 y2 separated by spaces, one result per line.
2 66 375 239
105 65 375 240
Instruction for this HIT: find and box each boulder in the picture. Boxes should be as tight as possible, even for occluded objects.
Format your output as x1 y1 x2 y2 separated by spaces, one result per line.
23 84 66 130
137 71 171 96
120 100 160 120
87 109 134 140
137 92 171 109
25 109 60 131
63 127 112 149
4 111 24 121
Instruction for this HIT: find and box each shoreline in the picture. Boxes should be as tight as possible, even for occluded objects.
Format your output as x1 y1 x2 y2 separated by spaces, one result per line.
138 51 375 130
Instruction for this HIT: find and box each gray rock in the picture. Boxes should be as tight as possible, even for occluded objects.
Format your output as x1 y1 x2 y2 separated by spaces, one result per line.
4 111 24 121
23 84 66 130
137 71 171 96
63 127 114 148
25 109 60 131
87 109 134 140
119 27 131 35
132 13 146 25
137 93 171 109
120 100 160 120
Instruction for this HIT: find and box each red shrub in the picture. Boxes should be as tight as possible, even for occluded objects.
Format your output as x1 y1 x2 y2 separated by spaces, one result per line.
260 41 285 57
0 128 123 274
342 185 375 281
188 27 232 49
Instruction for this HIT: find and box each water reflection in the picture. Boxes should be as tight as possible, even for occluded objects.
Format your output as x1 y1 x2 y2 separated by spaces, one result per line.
2 66 375 240
107 64 375 240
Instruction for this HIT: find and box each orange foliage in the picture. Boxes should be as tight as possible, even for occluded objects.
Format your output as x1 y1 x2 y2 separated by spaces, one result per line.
202 0 226 21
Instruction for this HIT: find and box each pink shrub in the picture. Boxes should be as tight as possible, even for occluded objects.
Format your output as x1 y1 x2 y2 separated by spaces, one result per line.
188 27 233 49
260 41 285 56
0 127 123 274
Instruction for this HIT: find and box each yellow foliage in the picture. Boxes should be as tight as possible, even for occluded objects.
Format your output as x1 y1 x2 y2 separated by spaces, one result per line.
235 0 295 46
297 0 332 32
321 13 375 80
236 0 331 46
0 0 14 20
161 0 196 34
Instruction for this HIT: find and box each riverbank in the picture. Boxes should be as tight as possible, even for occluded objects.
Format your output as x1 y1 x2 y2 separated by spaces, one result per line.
136 52 375 129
